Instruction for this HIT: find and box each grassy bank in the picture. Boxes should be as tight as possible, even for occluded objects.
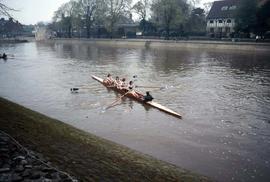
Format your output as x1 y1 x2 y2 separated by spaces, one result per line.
0 97 211 181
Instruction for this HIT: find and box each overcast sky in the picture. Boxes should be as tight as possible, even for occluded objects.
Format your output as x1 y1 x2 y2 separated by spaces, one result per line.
2 0 213 25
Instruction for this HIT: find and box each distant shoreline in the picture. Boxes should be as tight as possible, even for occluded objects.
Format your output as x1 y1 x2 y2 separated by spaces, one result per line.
46 38 270 51
0 38 28 43
0 97 211 181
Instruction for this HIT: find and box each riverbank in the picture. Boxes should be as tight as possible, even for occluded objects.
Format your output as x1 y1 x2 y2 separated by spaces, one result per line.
49 38 270 51
0 97 211 181
0 131 77 182
0 39 28 44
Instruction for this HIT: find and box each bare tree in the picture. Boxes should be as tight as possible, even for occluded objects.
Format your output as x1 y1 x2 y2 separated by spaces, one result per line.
132 0 150 20
0 1 17 18
188 0 201 7
132 0 151 35
152 0 187 38
203 2 213 16
53 0 79 38
104 0 132 38
78 0 97 38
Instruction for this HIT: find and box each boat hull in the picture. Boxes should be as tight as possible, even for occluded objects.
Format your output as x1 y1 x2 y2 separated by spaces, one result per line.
92 75 182 119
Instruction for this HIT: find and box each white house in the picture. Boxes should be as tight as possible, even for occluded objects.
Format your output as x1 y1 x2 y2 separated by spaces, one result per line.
206 0 239 38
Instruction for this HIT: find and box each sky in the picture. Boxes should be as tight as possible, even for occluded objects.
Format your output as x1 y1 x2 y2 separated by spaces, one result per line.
3 0 70 25
2 0 213 25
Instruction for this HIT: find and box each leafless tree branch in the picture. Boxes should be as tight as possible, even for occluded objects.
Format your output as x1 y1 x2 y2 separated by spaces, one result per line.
0 2 18 18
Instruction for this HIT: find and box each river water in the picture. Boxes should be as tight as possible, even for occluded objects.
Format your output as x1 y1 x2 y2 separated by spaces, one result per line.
0 41 270 181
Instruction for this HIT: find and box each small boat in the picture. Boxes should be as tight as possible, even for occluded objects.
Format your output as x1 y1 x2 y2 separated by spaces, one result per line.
92 75 182 119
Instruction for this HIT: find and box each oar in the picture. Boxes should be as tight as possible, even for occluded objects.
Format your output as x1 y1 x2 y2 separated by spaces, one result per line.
70 85 94 91
135 85 167 90
70 87 89 92
105 91 131 110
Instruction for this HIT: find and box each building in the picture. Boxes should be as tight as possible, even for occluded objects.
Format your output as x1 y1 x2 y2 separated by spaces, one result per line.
206 0 239 38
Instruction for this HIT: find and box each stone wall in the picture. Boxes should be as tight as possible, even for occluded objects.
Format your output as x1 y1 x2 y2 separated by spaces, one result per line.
49 38 270 52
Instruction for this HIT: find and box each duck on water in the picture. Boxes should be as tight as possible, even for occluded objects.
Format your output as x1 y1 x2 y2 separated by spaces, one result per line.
0 53 7 59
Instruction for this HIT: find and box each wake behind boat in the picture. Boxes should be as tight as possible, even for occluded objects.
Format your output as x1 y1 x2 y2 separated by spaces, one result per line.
92 75 182 119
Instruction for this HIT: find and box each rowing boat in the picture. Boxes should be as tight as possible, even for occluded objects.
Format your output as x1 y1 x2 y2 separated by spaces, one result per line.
92 75 182 119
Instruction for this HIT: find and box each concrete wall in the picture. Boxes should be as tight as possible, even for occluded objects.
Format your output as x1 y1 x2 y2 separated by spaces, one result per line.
49 38 270 52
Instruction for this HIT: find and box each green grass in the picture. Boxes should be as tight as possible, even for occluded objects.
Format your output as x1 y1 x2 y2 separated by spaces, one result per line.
0 97 211 181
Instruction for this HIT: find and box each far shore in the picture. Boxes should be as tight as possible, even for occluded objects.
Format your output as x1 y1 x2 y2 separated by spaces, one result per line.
0 38 29 44
45 38 270 52
0 97 211 181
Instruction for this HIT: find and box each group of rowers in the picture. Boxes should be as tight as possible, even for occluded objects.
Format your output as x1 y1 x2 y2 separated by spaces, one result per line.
103 74 154 102
0 53 7 59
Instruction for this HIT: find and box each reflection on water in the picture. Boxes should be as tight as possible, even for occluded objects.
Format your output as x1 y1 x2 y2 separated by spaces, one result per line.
0 42 270 182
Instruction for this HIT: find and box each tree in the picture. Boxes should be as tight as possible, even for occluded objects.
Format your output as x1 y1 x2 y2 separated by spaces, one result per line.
53 0 80 38
78 0 97 38
203 2 212 16
2 18 23 37
151 0 189 38
132 0 150 35
235 0 257 35
186 8 206 35
256 1 270 36
139 19 157 35
104 0 132 38
0 1 16 18
132 0 150 20
189 0 200 7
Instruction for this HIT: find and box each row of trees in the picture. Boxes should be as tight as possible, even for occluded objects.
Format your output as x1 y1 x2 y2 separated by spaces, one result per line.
50 0 134 38
49 0 206 39
235 0 270 37
1 0 269 39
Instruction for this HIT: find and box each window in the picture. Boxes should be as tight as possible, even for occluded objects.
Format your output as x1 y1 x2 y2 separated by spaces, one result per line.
227 19 231 23
210 28 214 33
209 20 214 24
225 27 230 33
221 6 228 11
218 20 223 23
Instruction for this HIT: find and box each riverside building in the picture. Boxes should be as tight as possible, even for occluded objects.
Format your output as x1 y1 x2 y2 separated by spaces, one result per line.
206 0 238 38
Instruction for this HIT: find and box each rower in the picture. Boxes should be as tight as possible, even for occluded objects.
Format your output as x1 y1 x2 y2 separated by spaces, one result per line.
114 76 122 88
126 80 141 98
120 78 127 89
128 81 135 90
103 74 113 85
143 91 154 102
